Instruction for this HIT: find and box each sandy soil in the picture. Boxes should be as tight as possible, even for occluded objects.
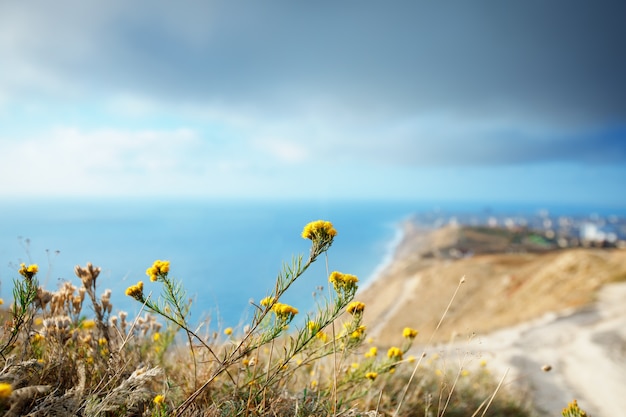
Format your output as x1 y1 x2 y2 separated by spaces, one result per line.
440 281 626 417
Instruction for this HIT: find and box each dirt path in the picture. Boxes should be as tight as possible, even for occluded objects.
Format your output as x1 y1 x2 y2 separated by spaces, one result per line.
443 282 626 416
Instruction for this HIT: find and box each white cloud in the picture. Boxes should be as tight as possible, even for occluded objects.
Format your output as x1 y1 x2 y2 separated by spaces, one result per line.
254 138 309 164
0 127 216 196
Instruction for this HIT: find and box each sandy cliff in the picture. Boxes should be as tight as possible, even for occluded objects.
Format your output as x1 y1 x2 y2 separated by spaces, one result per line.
358 224 626 345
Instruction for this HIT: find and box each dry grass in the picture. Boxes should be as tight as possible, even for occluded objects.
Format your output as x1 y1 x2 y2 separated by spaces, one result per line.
0 222 534 416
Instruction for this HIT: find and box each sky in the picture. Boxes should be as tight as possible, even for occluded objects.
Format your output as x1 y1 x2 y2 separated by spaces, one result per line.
1 1 625 206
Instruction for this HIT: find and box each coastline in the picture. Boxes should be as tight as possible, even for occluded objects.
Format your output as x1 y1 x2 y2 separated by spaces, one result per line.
359 217 425 292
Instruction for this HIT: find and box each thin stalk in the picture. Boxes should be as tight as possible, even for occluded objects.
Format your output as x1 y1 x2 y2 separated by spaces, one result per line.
163 277 198 389
479 368 509 417
393 276 466 417
325 252 339 416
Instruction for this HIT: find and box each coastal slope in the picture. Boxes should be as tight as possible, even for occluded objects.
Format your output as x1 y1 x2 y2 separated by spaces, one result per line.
357 223 626 416
359 223 626 344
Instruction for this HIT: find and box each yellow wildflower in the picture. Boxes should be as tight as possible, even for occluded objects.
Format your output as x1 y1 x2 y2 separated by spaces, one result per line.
307 321 319 332
365 372 378 381
98 338 107 347
407 355 416 363
387 346 403 361
301 220 337 241
82 319 96 330
31 333 45 343
364 346 378 358
271 302 299 321
125 281 144 301
562 400 588 417
329 271 359 294
316 331 328 343
461 369 470 377
260 296 274 307
0 383 12 399
0 299 3 305
351 362 359 370
18 263 39 279
402 327 418 339
153 394 165 406
153 332 161 342
224 327 233 336
146 260 170 282
351 325 366 339
346 301 365 315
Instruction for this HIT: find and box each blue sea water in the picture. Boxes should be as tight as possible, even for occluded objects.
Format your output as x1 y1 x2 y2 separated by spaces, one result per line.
0 199 417 327
1 199 624 329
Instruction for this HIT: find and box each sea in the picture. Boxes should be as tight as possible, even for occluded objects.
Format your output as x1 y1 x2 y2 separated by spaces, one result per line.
1 199 624 330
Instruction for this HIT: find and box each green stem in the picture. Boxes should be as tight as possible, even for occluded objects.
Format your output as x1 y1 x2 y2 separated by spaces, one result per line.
162 277 198 389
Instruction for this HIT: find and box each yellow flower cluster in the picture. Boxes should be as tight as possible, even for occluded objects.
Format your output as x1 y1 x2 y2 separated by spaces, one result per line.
364 346 378 358
146 260 170 282
329 271 359 294
316 331 328 342
153 394 165 406
224 327 233 336
125 281 144 301
271 302 299 321
387 346 403 361
0 382 12 399
346 301 365 315
350 325 366 339
81 320 96 330
562 400 588 417
18 263 39 279
260 296 275 307
301 220 337 241
402 327 418 339
307 321 319 332
365 371 378 381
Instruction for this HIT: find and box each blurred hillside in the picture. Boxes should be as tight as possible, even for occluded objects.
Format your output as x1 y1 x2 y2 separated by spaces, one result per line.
358 223 626 346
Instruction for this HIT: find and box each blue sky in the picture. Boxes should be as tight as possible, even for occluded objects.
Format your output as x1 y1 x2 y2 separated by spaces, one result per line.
1 1 625 205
